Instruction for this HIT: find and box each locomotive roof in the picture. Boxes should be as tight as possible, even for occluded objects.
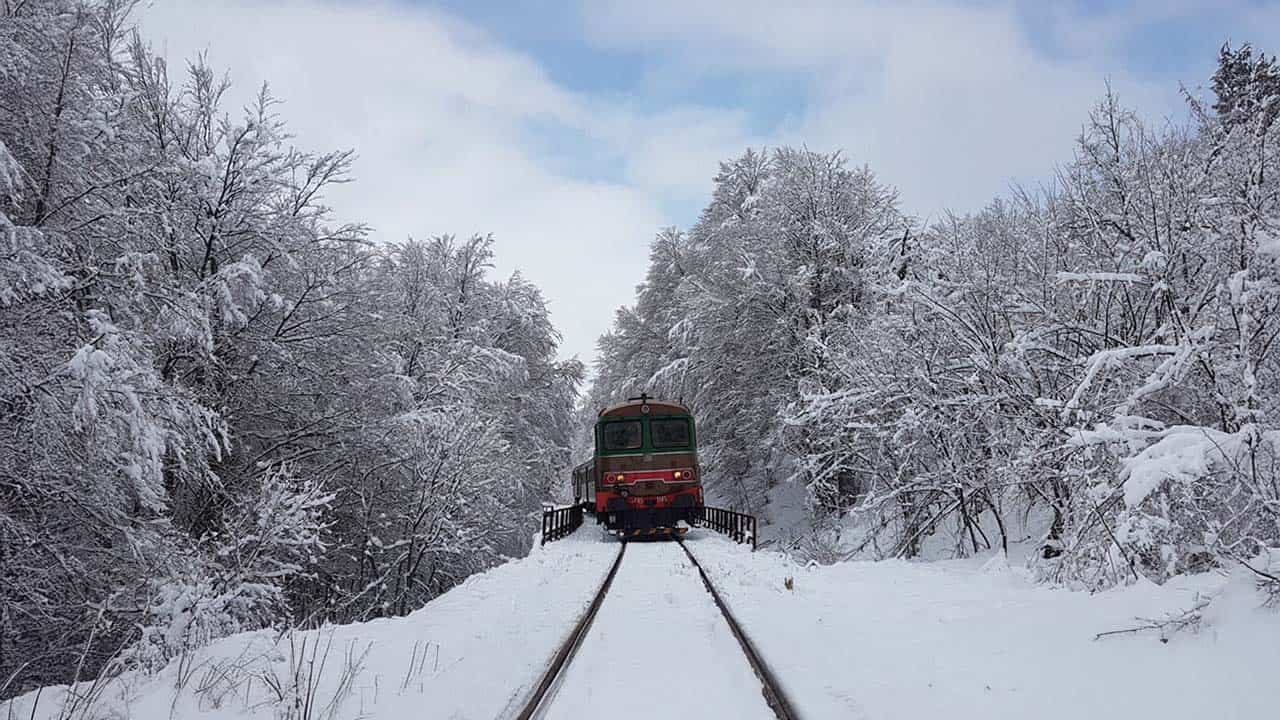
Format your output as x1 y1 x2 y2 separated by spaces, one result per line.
597 396 690 418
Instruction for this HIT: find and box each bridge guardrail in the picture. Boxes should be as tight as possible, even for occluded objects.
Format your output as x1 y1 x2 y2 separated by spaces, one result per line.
541 503 584 545
695 506 757 550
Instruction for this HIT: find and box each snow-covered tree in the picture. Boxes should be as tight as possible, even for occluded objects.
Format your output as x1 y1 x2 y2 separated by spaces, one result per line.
587 47 1280 596
0 1 579 696
591 149 906 516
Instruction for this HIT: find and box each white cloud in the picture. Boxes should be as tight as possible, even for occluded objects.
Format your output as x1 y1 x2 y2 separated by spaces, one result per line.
139 0 1253 368
584 103 765 207
138 0 678 367
581 0 1178 215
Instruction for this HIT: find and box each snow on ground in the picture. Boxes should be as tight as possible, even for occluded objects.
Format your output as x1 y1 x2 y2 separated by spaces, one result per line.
756 477 809 548
682 531 1280 720
8 525 1278 720
544 539 773 719
3 531 619 720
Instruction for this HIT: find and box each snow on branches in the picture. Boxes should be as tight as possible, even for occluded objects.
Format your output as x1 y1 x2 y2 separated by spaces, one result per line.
587 47 1280 594
0 1 579 697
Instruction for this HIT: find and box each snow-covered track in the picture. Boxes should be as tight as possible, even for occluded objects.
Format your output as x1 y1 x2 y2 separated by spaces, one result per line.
677 538 800 720
513 536 795 720
513 541 627 720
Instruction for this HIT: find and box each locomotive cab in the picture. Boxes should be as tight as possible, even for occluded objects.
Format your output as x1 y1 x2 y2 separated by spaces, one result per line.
572 394 703 537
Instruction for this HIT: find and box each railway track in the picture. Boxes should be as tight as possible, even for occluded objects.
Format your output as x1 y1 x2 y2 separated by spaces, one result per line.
513 542 628 720
510 538 798 720
676 538 799 720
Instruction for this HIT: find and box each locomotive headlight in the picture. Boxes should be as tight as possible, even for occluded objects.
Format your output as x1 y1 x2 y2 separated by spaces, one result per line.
616 474 625 482
673 471 683 479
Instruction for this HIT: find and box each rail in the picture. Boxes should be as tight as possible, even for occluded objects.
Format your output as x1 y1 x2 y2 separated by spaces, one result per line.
513 542 627 719
512 538 794 719
677 538 798 719
696 505 757 550
540 503 583 545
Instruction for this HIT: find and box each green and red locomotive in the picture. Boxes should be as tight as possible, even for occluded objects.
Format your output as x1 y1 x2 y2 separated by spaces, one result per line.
572 394 703 538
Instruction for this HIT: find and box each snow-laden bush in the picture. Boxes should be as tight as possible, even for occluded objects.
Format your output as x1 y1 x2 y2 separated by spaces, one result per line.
1048 425 1280 589
128 465 332 670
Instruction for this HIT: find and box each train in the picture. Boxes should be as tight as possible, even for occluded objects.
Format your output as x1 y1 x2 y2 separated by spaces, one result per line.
573 394 703 538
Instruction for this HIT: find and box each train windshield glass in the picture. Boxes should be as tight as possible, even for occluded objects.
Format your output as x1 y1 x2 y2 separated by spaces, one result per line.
601 420 643 451
650 418 691 448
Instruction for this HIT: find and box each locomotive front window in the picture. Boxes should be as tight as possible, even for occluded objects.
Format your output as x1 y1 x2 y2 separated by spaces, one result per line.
650 418 691 448
601 420 643 450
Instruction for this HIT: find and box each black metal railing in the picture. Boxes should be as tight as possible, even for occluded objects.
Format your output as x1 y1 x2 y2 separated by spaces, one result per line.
695 506 757 550
541 503 584 545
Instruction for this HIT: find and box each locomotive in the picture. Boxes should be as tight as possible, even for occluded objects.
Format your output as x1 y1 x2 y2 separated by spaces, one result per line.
572 394 703 537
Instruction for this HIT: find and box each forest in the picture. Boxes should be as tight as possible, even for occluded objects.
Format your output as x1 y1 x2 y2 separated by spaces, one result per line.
3 0 1279 701
585 50 1280 588
1 0 581 696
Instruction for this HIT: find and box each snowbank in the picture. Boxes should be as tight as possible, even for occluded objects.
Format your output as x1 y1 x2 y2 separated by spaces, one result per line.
3 531 619 720
683 533 1280 720
8 528 1277 720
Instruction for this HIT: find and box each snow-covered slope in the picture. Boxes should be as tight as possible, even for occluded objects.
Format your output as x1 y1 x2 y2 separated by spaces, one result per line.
684 533 1280 720
3 532 618 720
6 529 1278 720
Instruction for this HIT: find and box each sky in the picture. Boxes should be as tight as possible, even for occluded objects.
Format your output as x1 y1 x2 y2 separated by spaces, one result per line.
137 0 1280 367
